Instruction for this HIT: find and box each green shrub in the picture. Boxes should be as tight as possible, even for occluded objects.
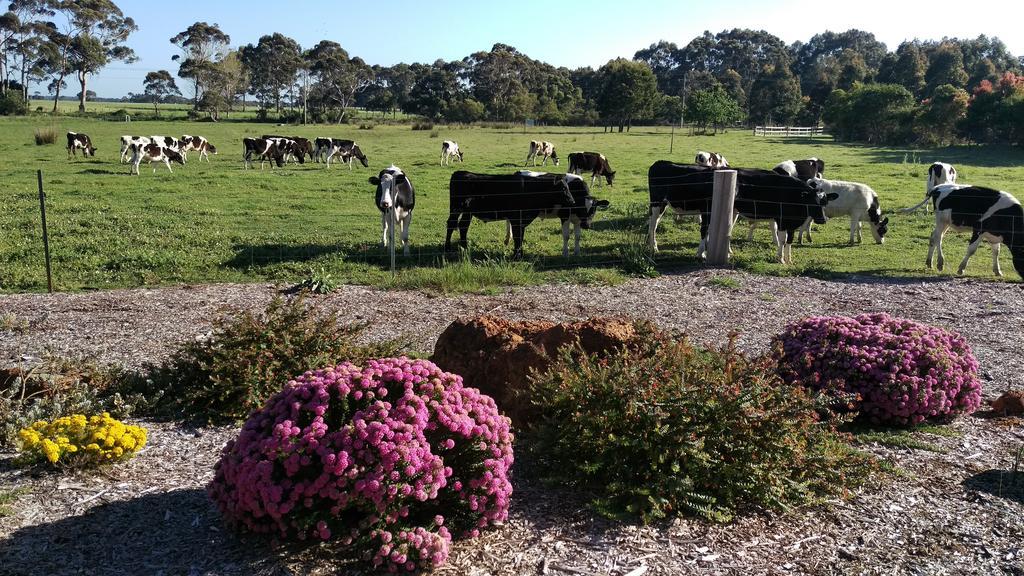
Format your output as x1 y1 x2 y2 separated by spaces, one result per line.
411 121 434 131
0 92 29 116
526 324 877 522
139 296 405 423
296 266 337 294
34 127 57 145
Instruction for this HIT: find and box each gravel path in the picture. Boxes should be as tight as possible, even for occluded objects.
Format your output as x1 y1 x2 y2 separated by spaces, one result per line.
1 270 1023 575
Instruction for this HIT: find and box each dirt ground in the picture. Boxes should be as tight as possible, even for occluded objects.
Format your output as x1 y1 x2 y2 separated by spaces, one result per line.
1 269 1022 575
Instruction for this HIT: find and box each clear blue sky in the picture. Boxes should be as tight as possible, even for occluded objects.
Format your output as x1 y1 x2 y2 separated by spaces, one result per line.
49 0 1024 98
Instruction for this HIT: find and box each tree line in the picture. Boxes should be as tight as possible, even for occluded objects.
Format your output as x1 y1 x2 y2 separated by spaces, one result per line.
2 2 1022 144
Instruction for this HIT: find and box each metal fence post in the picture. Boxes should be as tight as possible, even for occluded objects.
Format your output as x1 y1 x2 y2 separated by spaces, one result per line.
389 205 396 277
37 170 53 293
706 170 737 266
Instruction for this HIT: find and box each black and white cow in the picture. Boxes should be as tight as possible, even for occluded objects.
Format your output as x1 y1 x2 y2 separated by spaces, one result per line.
800 177 889 244
66 132 96 158
128 142 185 175
369 165 416 256
315 138 368 168
695 151 729 168
647 161 837 264
902 183 1024 278
119 136 151 163
181 135 217 162
501 170 611 257
525 140 558 166
150 136 183 159
262 135 312 164
567 151 616 187
242 137 284 170
446 171 609 258
773 157 825 180
440 141 464 166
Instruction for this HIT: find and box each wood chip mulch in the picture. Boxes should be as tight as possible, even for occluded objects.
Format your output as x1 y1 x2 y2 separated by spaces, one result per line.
1 270 1023 575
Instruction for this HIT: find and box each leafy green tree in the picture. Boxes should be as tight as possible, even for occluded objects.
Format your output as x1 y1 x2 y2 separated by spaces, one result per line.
747 61 802 125
877 41 927 96
824 83 915 143
446 97 485 123
305 40 371 123
836 49 868 90
595 58 658 131
685 85 743 133
634 40 683 94
925 42 968 94
405 62 461 120
916 84 969 145
143 69 179 117
239 33 302 114
170 21 230 109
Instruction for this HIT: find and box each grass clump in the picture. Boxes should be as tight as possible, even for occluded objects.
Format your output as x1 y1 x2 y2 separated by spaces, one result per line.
137 296 405 423
526 324 877 523
33 127 56 145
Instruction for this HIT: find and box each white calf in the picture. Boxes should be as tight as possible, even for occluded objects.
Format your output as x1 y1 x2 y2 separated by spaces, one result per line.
802 177 889 244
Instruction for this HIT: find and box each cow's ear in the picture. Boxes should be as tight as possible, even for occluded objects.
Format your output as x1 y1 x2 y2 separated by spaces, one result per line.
826 192 840 201
395 174 408 185
368 176 380 185
881 217 890 226
595 199 610 210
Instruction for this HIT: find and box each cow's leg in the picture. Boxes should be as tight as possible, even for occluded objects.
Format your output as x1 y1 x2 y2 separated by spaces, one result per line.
458 213 473 250
440 153 445 167
381 211 390 247
504 221 513 245
776 229 788 263
697 211 711 259
991 241 1002 276
957 229 985 275
848 214 859 245
573 221 582 256
928 221 948 270
164 158 173 173
785 231 794 264
509 221 525 258
745 217 756 242
648 204 667 252
560 219 570 258
401 211 412 256
444 212 460 251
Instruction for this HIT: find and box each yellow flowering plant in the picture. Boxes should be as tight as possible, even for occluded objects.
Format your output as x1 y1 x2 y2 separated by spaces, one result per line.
17 413 147 468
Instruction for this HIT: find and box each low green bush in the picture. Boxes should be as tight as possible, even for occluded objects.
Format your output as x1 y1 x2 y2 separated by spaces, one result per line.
0 92 29 116
137 296 405 423
527 323 877 522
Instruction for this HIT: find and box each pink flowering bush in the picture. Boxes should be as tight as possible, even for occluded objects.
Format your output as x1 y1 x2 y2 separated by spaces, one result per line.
208 357 513 573
773 314 982 425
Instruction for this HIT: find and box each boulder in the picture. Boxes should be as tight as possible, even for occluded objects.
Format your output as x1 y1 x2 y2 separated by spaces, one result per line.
431 316 640 425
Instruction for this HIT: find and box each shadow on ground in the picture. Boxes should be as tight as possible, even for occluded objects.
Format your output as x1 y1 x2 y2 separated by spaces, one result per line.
963 469 1024 505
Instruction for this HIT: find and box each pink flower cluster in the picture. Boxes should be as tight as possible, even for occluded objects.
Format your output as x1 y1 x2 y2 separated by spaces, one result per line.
773 313 982 425
208 357 514 573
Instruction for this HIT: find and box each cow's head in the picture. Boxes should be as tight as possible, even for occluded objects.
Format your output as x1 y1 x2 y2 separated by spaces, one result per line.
550 150 559 166
695 151 711 166
812 157 825 178
354 145 370 167
370 166 406 210
207 143 218 155
604 170 616 187
577 196 611 229
927 162 957 193
867 196 890 244
810 190 840 225
87 144 97 156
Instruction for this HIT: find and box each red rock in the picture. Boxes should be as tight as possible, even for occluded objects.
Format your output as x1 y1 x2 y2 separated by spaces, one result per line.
992 390 1024 416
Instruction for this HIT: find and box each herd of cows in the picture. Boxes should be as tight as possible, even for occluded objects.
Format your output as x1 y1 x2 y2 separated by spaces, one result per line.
63 130 1024 278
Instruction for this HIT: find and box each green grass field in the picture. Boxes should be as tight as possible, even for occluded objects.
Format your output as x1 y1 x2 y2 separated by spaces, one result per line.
2 115 1023 293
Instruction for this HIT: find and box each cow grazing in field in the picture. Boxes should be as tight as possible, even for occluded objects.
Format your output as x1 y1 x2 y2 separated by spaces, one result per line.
501 170 611 257
568 151 616 187
903 184 1024 278
66 132 96 158
316 138 368 168
773 157 824 180
440 141 464 166
119 136 151 163
647 161 837 264
695 151 729 168
150 136 183 156
446 171 609 258
262 135 312 164
180 135 217 162
525 141 558 166
128 143 185 175
369 165 416 256
801 178 889 244
242 137 284 170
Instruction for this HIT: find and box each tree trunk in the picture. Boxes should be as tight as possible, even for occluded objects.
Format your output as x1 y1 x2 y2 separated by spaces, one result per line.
52 74 66 113
77 70 87 113
154 98 159 117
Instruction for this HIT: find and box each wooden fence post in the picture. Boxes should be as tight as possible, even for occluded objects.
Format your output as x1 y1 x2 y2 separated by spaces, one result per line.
37 170 53 293
706 170 737 265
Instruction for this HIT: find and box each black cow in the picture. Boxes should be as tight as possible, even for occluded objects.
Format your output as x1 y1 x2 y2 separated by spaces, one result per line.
647 160 837 264
773 157 824 180
369 165 416 256
242 137 284 169
568 152 616 187
66 131 96 158
907 183 1024 278
446 171 609 258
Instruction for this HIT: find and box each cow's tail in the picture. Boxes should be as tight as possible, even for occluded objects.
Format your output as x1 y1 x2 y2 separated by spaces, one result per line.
900 190 935 214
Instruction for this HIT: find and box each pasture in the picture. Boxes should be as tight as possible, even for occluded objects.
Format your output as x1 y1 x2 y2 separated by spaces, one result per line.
2 115 1024 293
